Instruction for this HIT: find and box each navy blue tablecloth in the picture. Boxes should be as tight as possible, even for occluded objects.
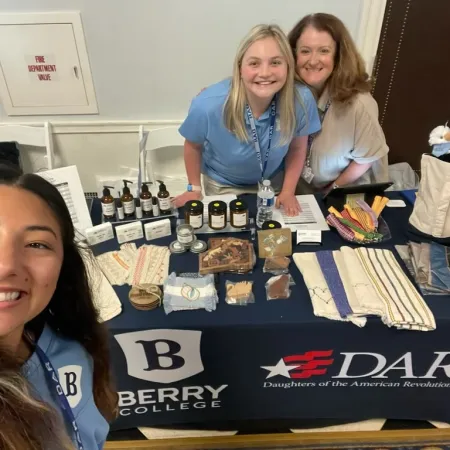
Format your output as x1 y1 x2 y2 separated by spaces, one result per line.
91 195 450 430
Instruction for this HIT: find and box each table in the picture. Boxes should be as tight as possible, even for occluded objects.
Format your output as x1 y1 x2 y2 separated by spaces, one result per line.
91 194 450 431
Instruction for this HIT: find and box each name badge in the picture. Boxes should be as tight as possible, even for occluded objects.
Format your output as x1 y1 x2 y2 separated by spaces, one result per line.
301 166 315 184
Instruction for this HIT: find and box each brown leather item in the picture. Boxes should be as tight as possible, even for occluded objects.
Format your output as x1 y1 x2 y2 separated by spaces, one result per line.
264 256 290 271
266 275 290 300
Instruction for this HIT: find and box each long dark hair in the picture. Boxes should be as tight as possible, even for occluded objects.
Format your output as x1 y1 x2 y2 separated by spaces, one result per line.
0 350 75 450
0 164 117 446
288 13 371 103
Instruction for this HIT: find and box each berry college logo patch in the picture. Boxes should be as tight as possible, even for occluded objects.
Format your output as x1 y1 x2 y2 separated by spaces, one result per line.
114 329 204 384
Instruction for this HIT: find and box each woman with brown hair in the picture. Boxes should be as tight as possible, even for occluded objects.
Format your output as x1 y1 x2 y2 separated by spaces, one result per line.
288 13 389 194
0 163 117 449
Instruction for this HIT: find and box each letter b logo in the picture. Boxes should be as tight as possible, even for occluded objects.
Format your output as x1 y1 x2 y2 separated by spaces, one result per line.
65 372 78 396
58 365 82 408
115 330 204 383
138 339 185 371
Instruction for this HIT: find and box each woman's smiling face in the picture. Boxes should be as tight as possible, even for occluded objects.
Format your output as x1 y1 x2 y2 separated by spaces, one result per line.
295 25 336 91
0 186 63 344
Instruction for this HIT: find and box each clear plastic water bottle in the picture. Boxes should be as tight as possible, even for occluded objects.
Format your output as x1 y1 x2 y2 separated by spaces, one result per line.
256 180 275 228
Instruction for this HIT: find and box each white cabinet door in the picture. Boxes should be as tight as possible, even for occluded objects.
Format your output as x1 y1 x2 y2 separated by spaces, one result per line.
0 12 98 115
0 23 87 107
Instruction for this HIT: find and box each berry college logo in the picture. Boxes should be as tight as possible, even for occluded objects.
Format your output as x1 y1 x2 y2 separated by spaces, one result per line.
114 329 204 383
58 365 83 408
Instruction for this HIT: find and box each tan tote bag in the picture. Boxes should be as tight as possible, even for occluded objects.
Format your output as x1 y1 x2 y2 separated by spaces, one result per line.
409 154 450 240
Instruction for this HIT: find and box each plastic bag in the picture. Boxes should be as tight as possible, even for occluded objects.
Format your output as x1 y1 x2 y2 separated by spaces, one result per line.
265 274 294 300
263 256 291 275
225 280 254 305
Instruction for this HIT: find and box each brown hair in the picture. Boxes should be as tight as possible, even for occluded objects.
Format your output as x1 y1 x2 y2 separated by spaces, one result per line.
0 349 75 449
0 164 118 449
288 13 371 103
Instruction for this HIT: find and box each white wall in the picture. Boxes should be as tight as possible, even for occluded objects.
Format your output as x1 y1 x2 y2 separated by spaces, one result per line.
0 0 365 122
0 0 370 193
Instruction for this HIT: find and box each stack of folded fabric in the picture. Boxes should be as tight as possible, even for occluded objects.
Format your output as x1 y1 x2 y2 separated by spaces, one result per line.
163 272 219 314
96 243 170 286
293 247 436 331
395 242 450 295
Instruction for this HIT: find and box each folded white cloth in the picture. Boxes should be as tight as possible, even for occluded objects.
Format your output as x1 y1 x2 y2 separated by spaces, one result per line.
293 247 435 331
81 248 122 322
354 247 435 331
96 243 170 287
293 252 366 327
128 245 170 286
339 247 385 318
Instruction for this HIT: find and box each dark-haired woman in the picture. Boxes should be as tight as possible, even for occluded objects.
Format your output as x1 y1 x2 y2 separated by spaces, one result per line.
0 164 117 449
289 13 389 194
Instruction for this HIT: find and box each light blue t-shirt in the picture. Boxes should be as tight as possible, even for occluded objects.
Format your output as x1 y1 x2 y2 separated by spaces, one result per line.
23 324 110 450
179 79 321 186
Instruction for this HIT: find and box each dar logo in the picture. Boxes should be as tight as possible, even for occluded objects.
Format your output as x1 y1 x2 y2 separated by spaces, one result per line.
115 329 204 384
58 365 82 408
262 350 334 379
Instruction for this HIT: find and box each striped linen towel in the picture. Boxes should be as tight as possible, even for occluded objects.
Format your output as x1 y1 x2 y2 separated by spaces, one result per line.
354 247 435 331
335 247 385 319
293 247 435 331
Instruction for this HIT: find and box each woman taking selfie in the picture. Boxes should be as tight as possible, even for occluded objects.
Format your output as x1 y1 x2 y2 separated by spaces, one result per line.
0 164 117 449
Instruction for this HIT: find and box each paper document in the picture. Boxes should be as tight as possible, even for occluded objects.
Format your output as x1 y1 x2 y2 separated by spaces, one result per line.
202 194 237 220
37 166 93 237
272 194 329 231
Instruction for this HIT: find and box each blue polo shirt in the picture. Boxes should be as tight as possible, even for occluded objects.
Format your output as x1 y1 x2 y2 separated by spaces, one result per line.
179 79 320 186
24 324 110 449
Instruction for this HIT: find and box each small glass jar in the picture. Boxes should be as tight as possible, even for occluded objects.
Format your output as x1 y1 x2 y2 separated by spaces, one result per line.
208 201 227 230
230 199 249 228
185 200 204 229
176 224 195 247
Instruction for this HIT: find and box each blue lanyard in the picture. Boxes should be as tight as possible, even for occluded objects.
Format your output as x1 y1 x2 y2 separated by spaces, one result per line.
34 344 84 450
246 97 277 180
306 100 331 167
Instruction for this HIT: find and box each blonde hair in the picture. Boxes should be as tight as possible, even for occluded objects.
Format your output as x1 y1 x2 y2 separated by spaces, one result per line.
224 24 299 145
0 349 75 450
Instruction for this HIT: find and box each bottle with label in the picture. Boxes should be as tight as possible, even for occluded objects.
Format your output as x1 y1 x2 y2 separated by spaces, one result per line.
121 180 135 217
157 180 171 216
230 199 248 228
185 200 204 229
100 185 115 220
116 198 125 220
208 200 227 230
135 198 143 219
140 182 153 216
256 180 275 228
152 196 160 217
